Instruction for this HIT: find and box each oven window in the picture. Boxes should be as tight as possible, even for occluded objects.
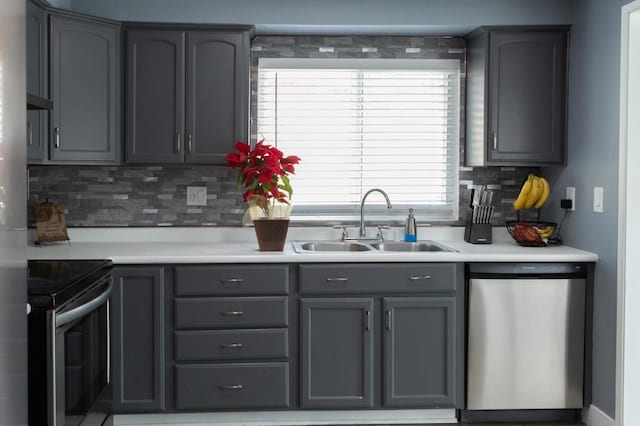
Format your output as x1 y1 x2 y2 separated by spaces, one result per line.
64 303 108 425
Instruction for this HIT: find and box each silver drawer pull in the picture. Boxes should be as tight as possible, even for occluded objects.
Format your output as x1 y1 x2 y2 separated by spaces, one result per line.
325 277 348 283
408 275 431 281
27 120 33 145
220 342 243 349
54 127 60 148
220 384 244 391
176 133 182 153
221 311 244 317
220 278 244 285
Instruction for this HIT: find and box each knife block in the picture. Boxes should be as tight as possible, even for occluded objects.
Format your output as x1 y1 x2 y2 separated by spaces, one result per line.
464 208 492 244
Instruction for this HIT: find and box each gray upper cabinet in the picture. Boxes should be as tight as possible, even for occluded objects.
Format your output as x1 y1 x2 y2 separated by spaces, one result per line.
300 298 374 408
185 31 249 163
125 27 250 164
125 30 185 163
112 266 166 413
465 27 569 166
26 0 47 163
50 14 120 163
383 297 456 408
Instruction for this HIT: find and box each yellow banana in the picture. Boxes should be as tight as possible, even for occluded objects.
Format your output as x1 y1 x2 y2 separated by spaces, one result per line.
534 176 550 208
524 175 542 208
513 175 533 210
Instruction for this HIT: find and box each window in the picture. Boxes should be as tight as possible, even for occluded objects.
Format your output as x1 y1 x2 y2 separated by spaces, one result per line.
257 58 460 222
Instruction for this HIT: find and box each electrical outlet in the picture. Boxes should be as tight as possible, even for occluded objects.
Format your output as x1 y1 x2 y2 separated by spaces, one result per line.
566 187 576 211
186 186 207 206
594 186 604 213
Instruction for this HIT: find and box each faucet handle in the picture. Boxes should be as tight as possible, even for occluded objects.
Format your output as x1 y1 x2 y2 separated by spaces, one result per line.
333 225 349 241
376 225 392 241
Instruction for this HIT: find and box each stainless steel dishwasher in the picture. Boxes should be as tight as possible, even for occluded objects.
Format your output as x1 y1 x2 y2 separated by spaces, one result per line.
466 263 586 410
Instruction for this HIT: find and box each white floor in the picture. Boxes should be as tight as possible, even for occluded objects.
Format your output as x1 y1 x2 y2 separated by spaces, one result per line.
113 409 457 425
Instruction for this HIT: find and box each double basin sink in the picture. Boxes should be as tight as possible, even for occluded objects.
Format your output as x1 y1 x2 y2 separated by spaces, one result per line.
292 240 456 253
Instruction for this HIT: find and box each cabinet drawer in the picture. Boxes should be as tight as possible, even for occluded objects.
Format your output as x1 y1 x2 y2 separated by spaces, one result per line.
175 363 289 409
175 297 288 329
175 329 288 361
299 263 457 294
175 264 288 296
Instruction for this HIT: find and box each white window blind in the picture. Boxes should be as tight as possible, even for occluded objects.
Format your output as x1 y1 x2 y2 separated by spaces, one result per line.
257 58 460 222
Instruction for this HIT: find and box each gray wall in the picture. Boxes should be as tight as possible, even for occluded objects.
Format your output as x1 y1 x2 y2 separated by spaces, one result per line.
66 0 573 34
545 0 634 418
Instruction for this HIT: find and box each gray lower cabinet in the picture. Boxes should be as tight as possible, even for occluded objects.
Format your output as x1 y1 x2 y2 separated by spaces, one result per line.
26 0 47 162
465 27 568 166
125 27 250 164
383 297 456 407
49 13 120 163
173 264 291 410
300 298 374 408
299 263 463 410
175 363 289 410
112 266 166 413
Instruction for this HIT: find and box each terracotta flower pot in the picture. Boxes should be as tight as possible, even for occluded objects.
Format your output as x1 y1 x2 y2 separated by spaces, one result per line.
252 219 290 251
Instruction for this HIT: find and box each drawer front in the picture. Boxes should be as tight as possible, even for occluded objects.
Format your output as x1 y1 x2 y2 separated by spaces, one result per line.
299 263 457 294
175 363 289 409
175 329 289 361
175 264 288 296
175 297 288 329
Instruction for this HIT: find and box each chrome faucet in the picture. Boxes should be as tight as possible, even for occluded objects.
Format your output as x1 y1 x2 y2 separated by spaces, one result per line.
359 188 392 238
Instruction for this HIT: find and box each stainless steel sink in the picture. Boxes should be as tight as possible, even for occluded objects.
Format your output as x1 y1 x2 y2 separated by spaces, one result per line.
292 241 373 252
292 240 456 253
369 241 456 252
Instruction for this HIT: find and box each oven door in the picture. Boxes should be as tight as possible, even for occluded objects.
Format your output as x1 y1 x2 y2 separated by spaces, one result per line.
49 277 112 426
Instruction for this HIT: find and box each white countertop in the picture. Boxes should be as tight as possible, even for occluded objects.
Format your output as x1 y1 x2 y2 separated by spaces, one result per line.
27 227 599 264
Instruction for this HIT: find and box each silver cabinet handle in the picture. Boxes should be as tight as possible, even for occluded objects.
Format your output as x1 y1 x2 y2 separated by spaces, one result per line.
220 384 244 391
493 131 498 150
365 310 371 331
325 277 348 283
27 121 33 145
188 132 193 153
220 311 244 317
408 275 431 281
220 342 243 349
54 127 60 148
176 133 181 153
220 278 243 285
386 310 392 331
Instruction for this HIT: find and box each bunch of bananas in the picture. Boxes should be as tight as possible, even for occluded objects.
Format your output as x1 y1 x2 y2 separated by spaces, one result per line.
513 174 550 210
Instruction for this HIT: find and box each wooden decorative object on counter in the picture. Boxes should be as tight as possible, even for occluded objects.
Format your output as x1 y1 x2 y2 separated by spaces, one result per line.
33 201 70 244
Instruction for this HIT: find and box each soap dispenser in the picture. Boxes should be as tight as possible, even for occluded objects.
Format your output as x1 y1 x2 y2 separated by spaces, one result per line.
404 208 417 242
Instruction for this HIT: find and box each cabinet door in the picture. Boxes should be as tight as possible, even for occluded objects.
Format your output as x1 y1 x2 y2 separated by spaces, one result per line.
125 30 185 163
49 14 119 163
185 31 249 164
383 297 456 407
26 0 47 162
487 30 567 164
300 298 374 408
112 266 165 413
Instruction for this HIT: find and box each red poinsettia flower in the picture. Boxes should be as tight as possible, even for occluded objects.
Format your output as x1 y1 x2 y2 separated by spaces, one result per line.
225 139 300 217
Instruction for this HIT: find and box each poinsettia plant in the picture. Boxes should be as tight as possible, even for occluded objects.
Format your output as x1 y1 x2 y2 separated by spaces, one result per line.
225 140 301 219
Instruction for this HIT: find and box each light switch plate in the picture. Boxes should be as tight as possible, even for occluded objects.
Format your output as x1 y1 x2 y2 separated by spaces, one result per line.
566 187 576 211
594 186 604 213
187 186 207 206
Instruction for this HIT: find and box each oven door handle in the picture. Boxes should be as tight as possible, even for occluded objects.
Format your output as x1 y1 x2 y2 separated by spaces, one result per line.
56 281 112 328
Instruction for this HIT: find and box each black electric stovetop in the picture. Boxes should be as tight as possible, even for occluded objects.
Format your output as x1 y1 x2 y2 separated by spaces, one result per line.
28 259 113 309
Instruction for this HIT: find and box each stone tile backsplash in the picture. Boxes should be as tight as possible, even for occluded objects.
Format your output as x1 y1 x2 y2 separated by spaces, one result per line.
27 35 541 227
28 165 539 227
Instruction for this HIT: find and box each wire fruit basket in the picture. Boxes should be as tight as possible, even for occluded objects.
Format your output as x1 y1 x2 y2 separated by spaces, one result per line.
506 221 557 247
